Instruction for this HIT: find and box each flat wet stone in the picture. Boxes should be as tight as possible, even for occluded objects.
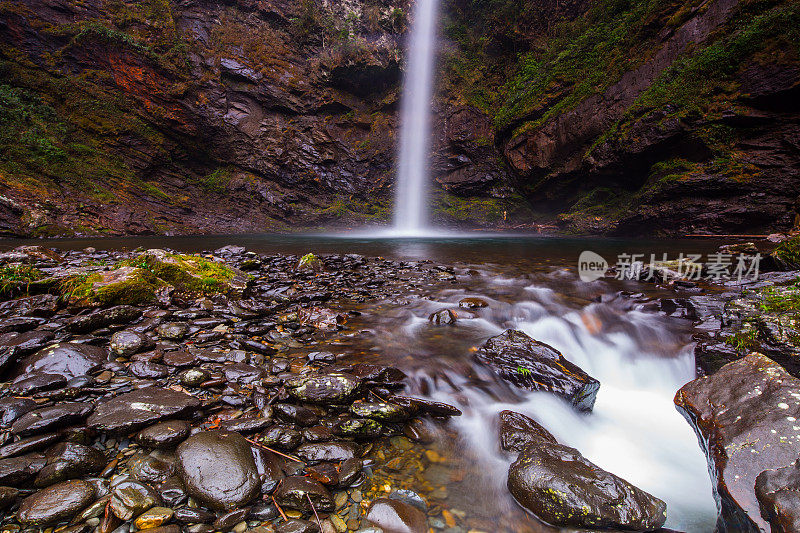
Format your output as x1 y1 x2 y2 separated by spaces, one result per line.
110 330 152 356
0 452 46 485
66 305 142 333
88 387 200 434
9 372 66 395
286 373 360 403
129 361 169 379
274 476 334 512
157 322 189 340
110 480 160 521
35 442 105 487
135 420 191 449
0 486 18 509
163 350 196 367
475 329 600 411
17 479 95 525
14 342 108 379
365 497 429 533
0 432 60 459
350 401 409 422
12 402 93 436
0 397 37 427
296 442 361 463
176 431 261 510
275 519 320 533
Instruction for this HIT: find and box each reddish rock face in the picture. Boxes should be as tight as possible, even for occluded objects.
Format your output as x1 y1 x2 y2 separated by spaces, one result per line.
675 353 800 532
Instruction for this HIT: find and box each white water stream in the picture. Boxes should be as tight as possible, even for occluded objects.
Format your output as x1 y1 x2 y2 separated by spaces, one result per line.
369 271 718 531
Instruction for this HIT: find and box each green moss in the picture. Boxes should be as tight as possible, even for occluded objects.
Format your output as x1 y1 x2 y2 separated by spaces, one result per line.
318 195 392 222
773 236 800 267
60 251 241 306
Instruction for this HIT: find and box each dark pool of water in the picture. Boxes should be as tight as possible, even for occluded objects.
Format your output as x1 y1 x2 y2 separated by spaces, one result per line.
0 232 728 272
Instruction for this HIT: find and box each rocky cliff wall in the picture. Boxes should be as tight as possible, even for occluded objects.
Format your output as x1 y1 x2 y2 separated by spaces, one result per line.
0 0 798 237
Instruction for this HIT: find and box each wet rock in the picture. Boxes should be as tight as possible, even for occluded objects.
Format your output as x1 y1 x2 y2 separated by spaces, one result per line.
286 373 360 403
110 331 152 356
475 329 600 411
136 420 191 449
220 415 272 434
306 462 339 486
389 396 458 417
273 404 320 426
176 431 261 510
214 508 248 530
35 442 105 486
159 476 187 507
129 361 169 379
174 506 215 524
260 425 302 450
0 432 60 458
0 452 46 485
129 453 175 484
67 305 142 333
365 497 429 533
755 457 800 532
17 479 95 525
498 410 557 453
0 397 36 427
507 442 666 530
307 351 336 363
338 458 364 487
276 519 320 533
296 442 361 463
223 362 266 384
134 507 174 529
0 485 18 509
428 308 457 325
458 297 489 308
388 489 427 512
12 402 93 436
163 350 196 367
675 353 800 532
88 387 200 434
334 418 383 438
9 372 66 395
179 368 209 387
14 342 108 379
157 322 189 340
350 401 409 422
110 480 160 521
274 476 334 512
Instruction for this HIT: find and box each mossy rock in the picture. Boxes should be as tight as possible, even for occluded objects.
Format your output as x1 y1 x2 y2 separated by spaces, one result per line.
296 253 324 272
61 250 247 306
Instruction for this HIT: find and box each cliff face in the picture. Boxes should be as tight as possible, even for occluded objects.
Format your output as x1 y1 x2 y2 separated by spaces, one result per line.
444 0 800 236
0 0 798 237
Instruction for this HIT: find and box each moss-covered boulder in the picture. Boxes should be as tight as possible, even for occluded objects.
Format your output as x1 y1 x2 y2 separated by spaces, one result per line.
61 250 247 306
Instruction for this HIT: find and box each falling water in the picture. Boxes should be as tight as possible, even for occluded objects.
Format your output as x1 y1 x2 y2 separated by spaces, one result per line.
393 0 440 235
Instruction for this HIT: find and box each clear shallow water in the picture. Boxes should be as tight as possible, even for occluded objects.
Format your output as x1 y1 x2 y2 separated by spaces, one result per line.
1 233 723 530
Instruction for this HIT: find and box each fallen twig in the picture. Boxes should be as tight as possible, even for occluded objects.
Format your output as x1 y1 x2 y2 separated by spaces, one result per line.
307 493 322 530
272 495 287 521
245 436 303 462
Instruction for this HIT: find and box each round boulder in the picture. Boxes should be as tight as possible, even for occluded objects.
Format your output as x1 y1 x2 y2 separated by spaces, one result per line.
176 431 260 510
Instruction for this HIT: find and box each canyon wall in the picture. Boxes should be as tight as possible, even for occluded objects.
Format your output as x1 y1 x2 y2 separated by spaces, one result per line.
0 0 798 236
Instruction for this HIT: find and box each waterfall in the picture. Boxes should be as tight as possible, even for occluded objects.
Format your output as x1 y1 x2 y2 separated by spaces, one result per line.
393 0 440 235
